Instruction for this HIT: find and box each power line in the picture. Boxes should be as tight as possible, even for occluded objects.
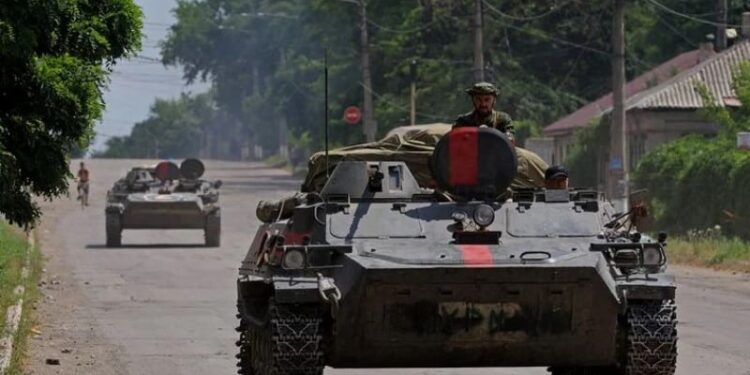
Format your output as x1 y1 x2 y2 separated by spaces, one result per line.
134 55 162 62
484 15 652 70
651 9 700 47
359 81 451 121
367 18 438 34
646 0 740 28
482 0 567 22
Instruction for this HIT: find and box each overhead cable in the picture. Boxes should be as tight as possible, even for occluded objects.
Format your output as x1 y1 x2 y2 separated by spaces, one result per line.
482 0 567 22
646 0 740 28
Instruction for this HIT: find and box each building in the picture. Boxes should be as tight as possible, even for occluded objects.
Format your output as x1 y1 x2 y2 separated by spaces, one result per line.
542 40 750 189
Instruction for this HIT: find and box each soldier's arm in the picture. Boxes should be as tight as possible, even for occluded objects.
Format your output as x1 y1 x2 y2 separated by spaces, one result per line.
499 112 514 134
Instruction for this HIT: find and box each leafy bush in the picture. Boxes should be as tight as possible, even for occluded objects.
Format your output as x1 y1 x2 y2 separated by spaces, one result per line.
634 62 750 239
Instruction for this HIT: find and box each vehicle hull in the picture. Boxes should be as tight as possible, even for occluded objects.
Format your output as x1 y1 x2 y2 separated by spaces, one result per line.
326 264 620 368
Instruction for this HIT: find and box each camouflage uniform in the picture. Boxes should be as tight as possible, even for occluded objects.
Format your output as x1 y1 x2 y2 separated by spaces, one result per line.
453 110 514 134
454 82 514 135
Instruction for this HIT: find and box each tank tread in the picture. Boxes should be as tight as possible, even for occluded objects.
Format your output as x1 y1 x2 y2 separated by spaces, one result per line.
237 301 324 375
205 210 221 247
624 300 677 375
105 213 122 247
236 316 253 375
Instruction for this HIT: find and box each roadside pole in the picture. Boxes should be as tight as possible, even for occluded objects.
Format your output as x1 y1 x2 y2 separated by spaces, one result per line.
358 0 377 142
410 60 417 126
473 0 485 82
610 0 628 210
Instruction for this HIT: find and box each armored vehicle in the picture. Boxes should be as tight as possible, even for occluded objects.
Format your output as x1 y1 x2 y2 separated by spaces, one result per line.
105 159 222 247
236 127 677 375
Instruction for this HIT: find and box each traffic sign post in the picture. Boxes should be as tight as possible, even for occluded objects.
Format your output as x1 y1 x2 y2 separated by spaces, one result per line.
344 106 362 125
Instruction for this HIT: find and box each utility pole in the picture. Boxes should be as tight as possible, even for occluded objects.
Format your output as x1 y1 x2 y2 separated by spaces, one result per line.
410 60 417 125
358 0 377 142
610 0 628 204
278 50 288 159
473 0 485 82
717 0 728 51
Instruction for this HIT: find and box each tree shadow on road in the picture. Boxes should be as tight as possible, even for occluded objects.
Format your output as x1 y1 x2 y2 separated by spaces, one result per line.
86 244 212 250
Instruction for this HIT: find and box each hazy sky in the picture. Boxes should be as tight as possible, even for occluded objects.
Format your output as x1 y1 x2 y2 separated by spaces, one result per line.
95 0 208 151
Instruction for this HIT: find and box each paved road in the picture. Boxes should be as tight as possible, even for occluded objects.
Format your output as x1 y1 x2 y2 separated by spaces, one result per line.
25 159 750 375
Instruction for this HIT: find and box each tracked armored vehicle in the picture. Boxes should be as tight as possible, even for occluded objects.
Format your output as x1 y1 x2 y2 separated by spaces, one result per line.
105 159 222 247
236 127 677 375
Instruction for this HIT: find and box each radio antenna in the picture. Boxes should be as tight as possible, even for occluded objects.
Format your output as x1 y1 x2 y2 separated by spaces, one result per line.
324 50 330 178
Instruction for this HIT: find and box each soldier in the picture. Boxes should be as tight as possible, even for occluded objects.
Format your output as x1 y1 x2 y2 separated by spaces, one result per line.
453 82 514 139
544 165 569 190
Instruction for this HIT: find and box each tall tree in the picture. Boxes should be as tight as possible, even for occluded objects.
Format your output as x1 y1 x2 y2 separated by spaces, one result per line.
0 0 142 226
114 0 737 161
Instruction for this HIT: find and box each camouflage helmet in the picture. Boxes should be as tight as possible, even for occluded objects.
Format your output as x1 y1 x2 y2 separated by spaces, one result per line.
465 82 499 97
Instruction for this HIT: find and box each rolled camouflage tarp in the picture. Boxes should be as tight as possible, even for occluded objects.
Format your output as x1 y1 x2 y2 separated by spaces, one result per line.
301 123 548 193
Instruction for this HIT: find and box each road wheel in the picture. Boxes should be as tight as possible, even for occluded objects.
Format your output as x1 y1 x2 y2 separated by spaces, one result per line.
205 211 221 247
238 300 325 375
621 300 678 375
105 213 122 247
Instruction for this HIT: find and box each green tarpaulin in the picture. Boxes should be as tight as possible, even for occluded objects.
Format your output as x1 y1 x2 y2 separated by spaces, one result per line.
301 123 548 193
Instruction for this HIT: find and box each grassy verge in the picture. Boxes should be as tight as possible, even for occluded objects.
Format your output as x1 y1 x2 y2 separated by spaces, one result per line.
667 235 750 273
0 223 42 374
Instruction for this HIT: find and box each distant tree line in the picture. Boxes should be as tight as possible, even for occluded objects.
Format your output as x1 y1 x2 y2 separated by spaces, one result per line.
100 0 742 161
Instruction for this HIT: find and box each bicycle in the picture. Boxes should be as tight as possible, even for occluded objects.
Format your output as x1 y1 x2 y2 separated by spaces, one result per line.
77 180 90 208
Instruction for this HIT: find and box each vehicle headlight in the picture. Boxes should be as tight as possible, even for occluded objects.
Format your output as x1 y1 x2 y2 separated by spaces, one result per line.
282 249 306 269
473 204 496 227
642 247 663 266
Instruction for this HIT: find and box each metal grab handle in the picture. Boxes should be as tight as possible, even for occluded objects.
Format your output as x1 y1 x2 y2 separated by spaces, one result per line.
317 273 342 318
519 251 552 261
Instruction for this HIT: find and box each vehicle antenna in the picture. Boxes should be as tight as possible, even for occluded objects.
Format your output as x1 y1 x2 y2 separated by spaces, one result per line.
325 49 330 178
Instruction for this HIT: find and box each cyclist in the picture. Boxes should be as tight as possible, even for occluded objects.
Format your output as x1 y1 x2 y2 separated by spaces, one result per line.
76 162 90 206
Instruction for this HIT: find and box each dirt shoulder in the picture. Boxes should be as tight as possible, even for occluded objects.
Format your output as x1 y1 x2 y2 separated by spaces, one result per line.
23 192 126 375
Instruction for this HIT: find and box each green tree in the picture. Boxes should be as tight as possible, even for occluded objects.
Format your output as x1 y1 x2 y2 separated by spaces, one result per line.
634 62 750 238
97 93 216 159
109 0 736 164
0 0 143 226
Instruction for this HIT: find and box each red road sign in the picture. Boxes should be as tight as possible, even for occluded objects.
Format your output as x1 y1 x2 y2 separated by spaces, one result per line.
344 106 362 125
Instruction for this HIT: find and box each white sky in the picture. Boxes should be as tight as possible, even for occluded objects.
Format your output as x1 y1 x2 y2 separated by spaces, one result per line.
95 0 209 151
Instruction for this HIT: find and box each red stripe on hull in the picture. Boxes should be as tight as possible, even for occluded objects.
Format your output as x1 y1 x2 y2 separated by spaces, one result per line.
448 128 479 185
458 245 493 267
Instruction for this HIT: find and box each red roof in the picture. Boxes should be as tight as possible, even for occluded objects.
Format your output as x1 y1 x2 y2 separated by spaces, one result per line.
543 48 712 136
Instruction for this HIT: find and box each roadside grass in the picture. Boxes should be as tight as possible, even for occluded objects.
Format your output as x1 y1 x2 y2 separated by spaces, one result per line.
0 223 41 374
667 235 750 273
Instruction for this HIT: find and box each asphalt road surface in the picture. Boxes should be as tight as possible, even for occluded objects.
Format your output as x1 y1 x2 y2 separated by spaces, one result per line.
25 159 750 375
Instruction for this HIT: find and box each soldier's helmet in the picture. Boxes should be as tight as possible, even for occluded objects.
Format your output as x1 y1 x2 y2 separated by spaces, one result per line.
465 82 499 97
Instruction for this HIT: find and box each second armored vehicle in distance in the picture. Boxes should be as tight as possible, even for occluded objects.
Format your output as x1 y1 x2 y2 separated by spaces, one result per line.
105 158 222 247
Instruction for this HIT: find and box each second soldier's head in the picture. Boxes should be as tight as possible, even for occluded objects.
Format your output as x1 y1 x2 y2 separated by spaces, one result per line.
466 82 498 116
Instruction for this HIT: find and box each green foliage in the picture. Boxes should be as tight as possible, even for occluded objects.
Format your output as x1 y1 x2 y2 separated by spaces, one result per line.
0 222 29 331
668 234 750 272
564 119 609 188
108 0 730 166
97 93 215 159
634 62 750 239
0 0 142 226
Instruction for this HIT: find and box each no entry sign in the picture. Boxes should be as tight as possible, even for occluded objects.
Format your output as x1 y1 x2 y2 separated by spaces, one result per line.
343 106 362 125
